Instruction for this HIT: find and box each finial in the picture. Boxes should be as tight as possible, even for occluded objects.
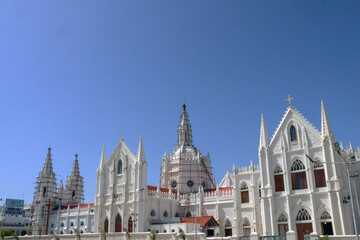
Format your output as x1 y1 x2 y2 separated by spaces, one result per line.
75 153 78 160
48 147 51 153
284 94 294 106
182 98 186 110
119 132 124 139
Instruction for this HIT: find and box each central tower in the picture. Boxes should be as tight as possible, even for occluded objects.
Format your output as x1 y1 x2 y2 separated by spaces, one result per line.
161 104 215 193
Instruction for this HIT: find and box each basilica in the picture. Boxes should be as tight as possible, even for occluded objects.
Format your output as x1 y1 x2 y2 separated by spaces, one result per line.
32 101 360 240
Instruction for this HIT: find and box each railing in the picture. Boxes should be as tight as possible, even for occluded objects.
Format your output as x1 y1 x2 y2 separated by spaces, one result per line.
239 236 250 240
260 236 286 240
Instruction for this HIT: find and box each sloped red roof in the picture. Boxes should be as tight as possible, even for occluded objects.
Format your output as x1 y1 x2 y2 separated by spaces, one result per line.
181 216 219 227
53 203 94 210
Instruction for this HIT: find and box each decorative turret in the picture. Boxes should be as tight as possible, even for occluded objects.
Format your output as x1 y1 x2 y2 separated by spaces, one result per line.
178 103 193 146
259 114 269 150
98 145 106 171
65 154 83 205
321 100 335 141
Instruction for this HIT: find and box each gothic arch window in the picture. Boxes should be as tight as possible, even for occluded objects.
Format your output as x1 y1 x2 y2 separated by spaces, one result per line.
43 187 47 197
80 221 84 226
290 125 297 142
224 219 232 237
163 211 168 218
104 218 109 233
70 230 73 234
186 211 191 217
277 214 288 236
291 160 307 190
320 211 331 220
175 212 179 218
60 230 63 235
274 165 285 192
242 218 251 236
171 181 177 189
240 182 249 203
296 208 311 221
72 190 76 200
70 221 74 227
150 209 155 217
115 214 122 232
278 214 288 222
314 161 326 188
117 159 122 174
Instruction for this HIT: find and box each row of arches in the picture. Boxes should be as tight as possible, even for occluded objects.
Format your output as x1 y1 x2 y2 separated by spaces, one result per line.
103 214 133 233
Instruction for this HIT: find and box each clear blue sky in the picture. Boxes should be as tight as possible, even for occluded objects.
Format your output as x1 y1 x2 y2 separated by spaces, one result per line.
1 1 360 204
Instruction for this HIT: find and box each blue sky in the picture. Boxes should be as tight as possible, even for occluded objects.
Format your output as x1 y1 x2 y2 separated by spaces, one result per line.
1 1 360 204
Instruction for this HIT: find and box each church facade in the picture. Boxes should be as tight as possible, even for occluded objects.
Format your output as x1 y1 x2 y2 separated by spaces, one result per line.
33 101 360 240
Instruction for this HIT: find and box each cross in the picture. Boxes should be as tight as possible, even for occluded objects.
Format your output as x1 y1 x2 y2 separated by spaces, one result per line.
75 154 78 159
284 94 294 106
119 132 124 139
182 98 186 110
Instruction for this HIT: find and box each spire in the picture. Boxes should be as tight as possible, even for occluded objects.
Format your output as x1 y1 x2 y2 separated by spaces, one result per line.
42 147 55 175
177 103 193 146
99 145 106 169
70 154 80 177
259 114 269 149
137 136 146 163
321 100 335 139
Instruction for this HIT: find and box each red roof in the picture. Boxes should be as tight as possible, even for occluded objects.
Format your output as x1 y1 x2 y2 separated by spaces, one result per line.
53 203 94 210
181 216 219 227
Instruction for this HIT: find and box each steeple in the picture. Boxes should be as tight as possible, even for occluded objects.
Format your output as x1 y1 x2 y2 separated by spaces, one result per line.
259 114 269 149
66 154 83 205
177 103 193 146
137 136 146 163
99 145 106 170
321 100 335 139
41 147 55 175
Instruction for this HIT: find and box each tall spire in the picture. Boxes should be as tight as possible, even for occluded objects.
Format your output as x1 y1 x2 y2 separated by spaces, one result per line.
137 136 146 163
99 145 106 169
66 154 83 205
259 114 269 149
70 154 80 177
178 103 193 146
42 147 55 175
321 100 335 139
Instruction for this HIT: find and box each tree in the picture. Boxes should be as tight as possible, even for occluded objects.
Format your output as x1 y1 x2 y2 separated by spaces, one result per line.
50 233 60 240
150 230 156 240
98 227 106 240
74 228 81 240
38 226 42 240
178 228 186 240
1 229 14 240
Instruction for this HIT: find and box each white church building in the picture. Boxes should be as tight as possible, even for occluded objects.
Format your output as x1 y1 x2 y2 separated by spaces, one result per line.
33 101 360 240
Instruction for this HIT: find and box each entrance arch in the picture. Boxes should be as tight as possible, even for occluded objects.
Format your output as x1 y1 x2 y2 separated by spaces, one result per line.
128 217 134 232
295 208 313 240
104 218 109 233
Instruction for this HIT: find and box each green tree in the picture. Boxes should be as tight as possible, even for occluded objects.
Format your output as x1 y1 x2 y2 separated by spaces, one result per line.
74 228 81 240
178 228 186 240
1 229 14 240
50 233 60 240
150 230 156 240
38 225 42 240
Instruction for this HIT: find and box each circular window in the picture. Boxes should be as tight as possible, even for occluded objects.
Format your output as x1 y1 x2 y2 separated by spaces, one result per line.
202 182 206 189
171 181 177 189
187 180 194 188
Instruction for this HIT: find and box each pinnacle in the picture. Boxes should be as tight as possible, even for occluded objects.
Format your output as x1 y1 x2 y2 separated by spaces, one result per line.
99 145 106 169
321 100 335 139
137 136 146 163
259 114 269 148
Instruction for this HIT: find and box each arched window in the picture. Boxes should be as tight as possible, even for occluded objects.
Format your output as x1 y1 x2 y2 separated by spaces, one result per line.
72 190 76 200
242 219 251 236
60 230 63 235
128 217 133 233
163 211 168 218
117 160 122 174
80 221 84 226
150 209 155 217
175 212 179 218
70 230 73 234
70 221 74 227
274 165 285 192
240 183 249 203
115 214 122 232
104 218 109 233
291 160 307 190
186 211 191 217
224 219 232 237
278 214 288 236
314 161 326 188
290 125 297 142
296 208 311 221
171 181 177 189
43 187 47 197
320 211 331 220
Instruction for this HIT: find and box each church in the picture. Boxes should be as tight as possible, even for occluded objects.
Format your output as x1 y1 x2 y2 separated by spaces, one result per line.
32 100 360 240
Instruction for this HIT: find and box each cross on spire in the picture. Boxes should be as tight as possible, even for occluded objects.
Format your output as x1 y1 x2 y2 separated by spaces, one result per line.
75 154 78 159
182 98 186 111
284 94 294 106
48 147 51 153
119 132 124 139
